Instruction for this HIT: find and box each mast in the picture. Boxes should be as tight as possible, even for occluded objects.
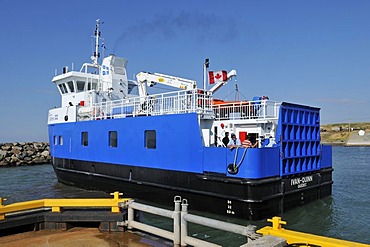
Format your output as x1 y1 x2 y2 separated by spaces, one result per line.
92 19 101 65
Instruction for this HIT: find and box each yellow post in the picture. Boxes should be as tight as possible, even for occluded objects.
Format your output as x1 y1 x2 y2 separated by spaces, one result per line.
110 191 123 213
51 206 61 213
267 216 287 230
258 216 369 246
0 198 6 220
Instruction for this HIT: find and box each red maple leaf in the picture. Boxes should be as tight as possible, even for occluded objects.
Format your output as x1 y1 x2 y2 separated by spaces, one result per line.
215 73 222 79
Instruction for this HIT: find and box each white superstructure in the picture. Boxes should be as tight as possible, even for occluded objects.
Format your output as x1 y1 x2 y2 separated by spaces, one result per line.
48 19 280 148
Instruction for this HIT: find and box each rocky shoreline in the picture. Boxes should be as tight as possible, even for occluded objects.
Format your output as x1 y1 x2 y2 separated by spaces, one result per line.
0 142 51 167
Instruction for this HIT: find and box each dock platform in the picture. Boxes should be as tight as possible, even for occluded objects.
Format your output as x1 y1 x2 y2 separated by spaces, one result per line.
1 193 369 247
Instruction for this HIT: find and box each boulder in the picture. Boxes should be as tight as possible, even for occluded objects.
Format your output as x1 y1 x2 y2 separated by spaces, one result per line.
11 147 22 155
41 150 50 157
10 156 19 164
0 150 7 159
1 144 12 151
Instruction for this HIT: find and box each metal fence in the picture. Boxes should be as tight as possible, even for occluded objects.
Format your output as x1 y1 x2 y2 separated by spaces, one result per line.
77 89 280 122
118 197 261 247
79 89 213 121
213 100 281 121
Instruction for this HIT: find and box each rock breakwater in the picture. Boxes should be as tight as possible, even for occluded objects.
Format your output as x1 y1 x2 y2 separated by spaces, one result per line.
0 142 51 167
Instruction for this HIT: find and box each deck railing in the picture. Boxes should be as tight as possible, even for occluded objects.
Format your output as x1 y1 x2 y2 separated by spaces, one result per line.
213 100 281 121
77 89 280 121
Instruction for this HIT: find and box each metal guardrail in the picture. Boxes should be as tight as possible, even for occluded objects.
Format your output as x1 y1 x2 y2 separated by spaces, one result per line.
81 89 213 121
0 192 129 220
2 194 367 246
118 197 260 247
213 100 281 121
119 198 369 247
77 89 280 122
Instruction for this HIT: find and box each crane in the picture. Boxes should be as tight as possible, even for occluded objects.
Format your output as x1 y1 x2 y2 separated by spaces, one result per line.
136 72 197 98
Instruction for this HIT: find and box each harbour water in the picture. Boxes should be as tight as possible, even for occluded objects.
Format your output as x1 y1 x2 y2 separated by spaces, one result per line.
0 146 369 245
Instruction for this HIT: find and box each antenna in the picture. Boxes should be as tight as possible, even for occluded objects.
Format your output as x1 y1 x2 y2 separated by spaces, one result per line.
91 19 101 65
203 58 209 90
235 83 239 101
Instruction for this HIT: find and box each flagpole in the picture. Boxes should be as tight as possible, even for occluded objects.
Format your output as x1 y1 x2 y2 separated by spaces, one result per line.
203 58 209 90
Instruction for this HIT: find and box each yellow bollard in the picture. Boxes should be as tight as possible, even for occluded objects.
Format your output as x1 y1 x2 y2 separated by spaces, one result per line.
0 197 7 207
110 191 123 200
110 191 123 213
0 198 7 220
267 216 287 230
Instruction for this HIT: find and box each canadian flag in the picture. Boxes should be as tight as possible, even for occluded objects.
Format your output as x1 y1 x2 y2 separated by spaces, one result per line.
208 70 227 84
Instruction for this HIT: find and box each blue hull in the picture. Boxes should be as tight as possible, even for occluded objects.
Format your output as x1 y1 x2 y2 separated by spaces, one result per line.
49 112 333 220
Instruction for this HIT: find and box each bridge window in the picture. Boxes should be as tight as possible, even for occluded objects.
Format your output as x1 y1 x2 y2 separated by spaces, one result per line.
58 83 68 94
145 130 156 149
67 81 75 93
81 132 88 146
77 81 85 92
109 131 118 147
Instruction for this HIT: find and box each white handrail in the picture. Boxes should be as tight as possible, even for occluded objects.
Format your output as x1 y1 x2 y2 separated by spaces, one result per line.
118 196 260 247
76 89 280 122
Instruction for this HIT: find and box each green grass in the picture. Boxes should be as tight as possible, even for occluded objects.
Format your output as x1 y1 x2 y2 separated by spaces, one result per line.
320 122 370 143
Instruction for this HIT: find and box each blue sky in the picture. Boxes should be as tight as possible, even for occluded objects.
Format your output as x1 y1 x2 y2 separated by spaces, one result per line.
1 0 370 142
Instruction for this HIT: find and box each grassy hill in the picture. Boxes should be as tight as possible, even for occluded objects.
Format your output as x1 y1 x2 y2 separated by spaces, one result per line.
320 122 370 144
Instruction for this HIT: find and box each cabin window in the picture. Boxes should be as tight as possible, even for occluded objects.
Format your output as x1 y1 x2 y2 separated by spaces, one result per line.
67 81 75 93
77 81 85 92
62 83 68 93
87 80 98 90
58 84 68 94
109 131 118 147
59 136 63 145
54 135 58 145
145 130 156 149
81 132 88 146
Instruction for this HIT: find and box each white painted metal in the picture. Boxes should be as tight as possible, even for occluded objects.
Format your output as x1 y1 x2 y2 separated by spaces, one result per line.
120 197 260 247
136 71 197 104
48 20 282 148
120 198 181 246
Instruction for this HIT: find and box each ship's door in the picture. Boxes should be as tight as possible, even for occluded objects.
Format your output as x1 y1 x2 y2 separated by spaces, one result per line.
63 130 72 168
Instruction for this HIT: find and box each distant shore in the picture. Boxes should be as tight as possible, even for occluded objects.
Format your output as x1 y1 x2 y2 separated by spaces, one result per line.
321 132 370 147
321 141 346 146
0 142 50 167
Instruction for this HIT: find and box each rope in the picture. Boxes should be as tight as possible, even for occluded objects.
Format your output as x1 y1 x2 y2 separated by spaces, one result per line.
230 147 248 173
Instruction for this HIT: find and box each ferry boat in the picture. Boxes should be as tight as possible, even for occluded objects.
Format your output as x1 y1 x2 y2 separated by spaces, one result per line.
48 20 333 220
